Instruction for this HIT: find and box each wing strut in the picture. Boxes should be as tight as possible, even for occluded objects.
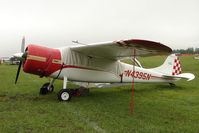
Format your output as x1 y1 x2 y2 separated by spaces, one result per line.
131 57 143 68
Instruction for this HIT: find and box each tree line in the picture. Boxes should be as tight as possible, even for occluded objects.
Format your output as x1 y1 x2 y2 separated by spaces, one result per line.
172 47 199 54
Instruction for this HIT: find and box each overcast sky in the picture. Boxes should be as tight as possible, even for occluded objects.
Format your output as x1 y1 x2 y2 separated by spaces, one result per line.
0 0 198 57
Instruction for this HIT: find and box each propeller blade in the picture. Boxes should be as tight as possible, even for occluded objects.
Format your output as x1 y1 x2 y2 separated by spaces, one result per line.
15 61 22 84
15 37 26 84
21 36 25 53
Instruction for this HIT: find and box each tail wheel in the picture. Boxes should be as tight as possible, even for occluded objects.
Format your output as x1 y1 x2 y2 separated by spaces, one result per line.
58 89 71 101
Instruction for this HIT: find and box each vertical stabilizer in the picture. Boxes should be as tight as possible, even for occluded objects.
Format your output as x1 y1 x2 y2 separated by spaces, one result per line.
152 54 181 76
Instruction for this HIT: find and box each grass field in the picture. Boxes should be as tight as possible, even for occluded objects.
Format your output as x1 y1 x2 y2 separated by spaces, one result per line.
0 56 198 133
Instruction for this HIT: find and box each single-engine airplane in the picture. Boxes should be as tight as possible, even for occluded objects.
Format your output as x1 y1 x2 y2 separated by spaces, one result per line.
194 57 199 60
14 37 195 101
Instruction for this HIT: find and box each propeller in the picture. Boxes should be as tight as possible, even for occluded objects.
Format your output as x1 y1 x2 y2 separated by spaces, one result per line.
15 36 27 84
15 60 22 84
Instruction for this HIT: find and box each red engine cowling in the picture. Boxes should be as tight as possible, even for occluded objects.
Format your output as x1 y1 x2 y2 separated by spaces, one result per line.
23 44 61 77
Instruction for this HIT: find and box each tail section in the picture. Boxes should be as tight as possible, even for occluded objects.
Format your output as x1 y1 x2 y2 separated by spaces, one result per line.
152 54 195 81
153 54 181 76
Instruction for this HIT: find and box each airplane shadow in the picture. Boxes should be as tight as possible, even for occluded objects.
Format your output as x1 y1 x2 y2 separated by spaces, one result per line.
106 83 185 94
69 83 186 101
134 84 184 92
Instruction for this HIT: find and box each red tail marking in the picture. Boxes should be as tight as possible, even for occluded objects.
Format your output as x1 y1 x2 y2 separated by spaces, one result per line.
172 55 181 75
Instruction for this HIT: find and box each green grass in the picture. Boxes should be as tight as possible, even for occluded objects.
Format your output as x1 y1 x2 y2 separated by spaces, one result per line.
0 56 199 133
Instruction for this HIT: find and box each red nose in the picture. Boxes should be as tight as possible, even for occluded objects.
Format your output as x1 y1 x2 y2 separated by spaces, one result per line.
23 44 61 77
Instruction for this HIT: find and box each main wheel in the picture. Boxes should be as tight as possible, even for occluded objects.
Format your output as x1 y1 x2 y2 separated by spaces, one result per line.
40 82 54 95
58 89 71 101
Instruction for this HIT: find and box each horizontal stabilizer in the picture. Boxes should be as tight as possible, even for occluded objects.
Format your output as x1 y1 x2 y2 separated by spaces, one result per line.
163 73 195 81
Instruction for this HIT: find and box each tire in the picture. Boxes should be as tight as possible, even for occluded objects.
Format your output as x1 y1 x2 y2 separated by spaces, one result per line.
58 89 71 101
40 82 54 95
40 87 48 95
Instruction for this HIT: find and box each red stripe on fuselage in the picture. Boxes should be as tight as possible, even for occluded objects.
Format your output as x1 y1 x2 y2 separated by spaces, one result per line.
151 75 164 79
151 75 172 80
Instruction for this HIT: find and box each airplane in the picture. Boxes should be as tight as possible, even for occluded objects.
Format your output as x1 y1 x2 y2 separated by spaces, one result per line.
1 57 11 63
14 37 195 101
194 57 199 60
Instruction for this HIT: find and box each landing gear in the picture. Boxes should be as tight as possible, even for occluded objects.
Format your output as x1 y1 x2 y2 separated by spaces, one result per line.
57 89 71 101
40 82 54 95
40 76 88 101
57 76 72 101
57 88 89 101
169 83 176 87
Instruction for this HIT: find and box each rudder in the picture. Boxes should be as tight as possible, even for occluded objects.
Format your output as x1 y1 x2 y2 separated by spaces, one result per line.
172 55 181 75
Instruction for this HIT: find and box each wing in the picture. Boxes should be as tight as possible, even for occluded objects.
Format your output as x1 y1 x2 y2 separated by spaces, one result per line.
71 39 172 60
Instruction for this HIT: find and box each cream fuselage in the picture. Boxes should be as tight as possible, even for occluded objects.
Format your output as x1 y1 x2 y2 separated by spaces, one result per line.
50 48 175 83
